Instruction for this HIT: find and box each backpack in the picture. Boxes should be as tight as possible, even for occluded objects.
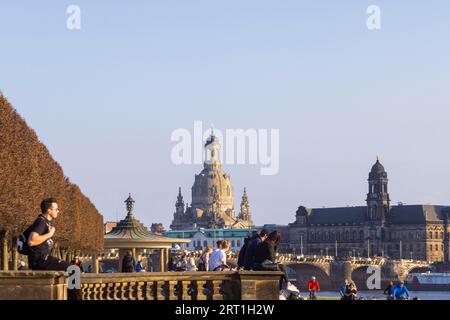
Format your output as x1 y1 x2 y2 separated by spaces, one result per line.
16 216 46 256
16 225 34 256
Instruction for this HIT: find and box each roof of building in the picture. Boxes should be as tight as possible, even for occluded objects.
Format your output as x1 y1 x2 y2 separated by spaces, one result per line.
389 205 447 224
301 205 449 225
105 195 189 248
306 206 367 225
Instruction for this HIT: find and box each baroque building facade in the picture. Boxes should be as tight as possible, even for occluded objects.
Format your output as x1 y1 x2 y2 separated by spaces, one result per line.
289 158 450 262
170 130 255 230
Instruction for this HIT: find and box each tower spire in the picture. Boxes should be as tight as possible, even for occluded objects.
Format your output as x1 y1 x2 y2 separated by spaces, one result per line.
125 193 135 217
176 187 184 208
239 187 252 222
204 123 221 170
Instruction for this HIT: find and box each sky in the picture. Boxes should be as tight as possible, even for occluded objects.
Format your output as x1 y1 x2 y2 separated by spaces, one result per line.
1 1 450 228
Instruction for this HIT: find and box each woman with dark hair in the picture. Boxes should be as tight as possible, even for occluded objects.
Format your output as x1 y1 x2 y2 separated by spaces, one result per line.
253 231 294 290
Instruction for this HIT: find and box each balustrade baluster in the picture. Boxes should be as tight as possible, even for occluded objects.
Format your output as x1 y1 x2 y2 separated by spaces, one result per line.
196 281 208 300
211 280 223 300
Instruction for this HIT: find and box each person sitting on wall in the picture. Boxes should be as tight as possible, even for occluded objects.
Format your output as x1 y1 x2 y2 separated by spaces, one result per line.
27 198 70 271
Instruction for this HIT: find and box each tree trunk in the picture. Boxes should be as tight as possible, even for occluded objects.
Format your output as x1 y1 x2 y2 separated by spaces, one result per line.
1 231 9 271
12 239 19 271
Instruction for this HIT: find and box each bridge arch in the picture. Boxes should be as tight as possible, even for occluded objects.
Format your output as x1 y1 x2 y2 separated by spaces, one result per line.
351 266 372 290
407 265 433 274
287 263 333 290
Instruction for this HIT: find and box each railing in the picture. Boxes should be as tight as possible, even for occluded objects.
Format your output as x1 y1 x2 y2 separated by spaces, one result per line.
81 271 282 300
0 271 283 300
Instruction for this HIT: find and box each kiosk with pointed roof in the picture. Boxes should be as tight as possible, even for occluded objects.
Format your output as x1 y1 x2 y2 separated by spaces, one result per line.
105 194 189 272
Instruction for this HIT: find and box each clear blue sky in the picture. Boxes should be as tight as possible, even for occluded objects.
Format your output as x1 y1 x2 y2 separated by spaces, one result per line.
1 1 450 228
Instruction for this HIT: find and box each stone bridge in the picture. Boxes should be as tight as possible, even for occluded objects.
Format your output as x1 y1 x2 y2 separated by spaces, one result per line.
275 254 433 290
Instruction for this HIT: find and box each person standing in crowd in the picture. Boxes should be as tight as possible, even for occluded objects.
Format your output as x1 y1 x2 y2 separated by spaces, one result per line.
198 247 212 271
308 276 320 300
210 240 228 271
70 255 84 273
237 236 251 270
393 281 410 300
27 198 70 271
176 254 188 271
122 251 136 273
243 229 269 270
384 281 395 300
186 253 197 271
168 257 175 272
339 278 350 299
339 278 357 300
253 231 295 291
343 281 358 300
135 259 145 272
68 256 84 300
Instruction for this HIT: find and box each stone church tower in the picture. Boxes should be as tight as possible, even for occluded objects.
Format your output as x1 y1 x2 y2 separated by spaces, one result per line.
170 129 254 230
365 156 390 256
366 156 390 224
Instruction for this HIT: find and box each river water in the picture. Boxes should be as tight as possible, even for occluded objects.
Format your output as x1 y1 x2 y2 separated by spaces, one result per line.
311 290 450 300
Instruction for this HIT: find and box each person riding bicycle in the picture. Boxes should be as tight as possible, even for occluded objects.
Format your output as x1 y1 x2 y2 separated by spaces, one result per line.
308 276 320 300
392 281 410 300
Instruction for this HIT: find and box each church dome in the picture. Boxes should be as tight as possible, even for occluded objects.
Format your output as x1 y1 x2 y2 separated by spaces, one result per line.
371 159 385 174
369 157 388 180
191 167 234 209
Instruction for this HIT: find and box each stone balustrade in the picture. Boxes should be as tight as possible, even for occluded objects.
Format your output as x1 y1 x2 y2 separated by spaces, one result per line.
0 271 67 300
0 271 282 301
81 271 282 300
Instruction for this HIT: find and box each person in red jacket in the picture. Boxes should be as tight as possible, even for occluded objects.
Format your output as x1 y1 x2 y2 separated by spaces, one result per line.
308 276 320 300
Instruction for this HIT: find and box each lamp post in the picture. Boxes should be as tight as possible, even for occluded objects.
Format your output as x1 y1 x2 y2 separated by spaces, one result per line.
335 240 338 258
300 234 304 256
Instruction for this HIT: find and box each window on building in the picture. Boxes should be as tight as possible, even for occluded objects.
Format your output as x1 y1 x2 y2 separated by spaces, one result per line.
429 244 433 251
435 244 439 251
429 231 433 239
435 232 439 239
237 240 241 247
231 240 235 247
203 241 207 248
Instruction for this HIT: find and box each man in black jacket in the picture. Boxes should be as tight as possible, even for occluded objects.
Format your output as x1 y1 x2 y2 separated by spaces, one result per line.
243 229 268 270
237 236 251 269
